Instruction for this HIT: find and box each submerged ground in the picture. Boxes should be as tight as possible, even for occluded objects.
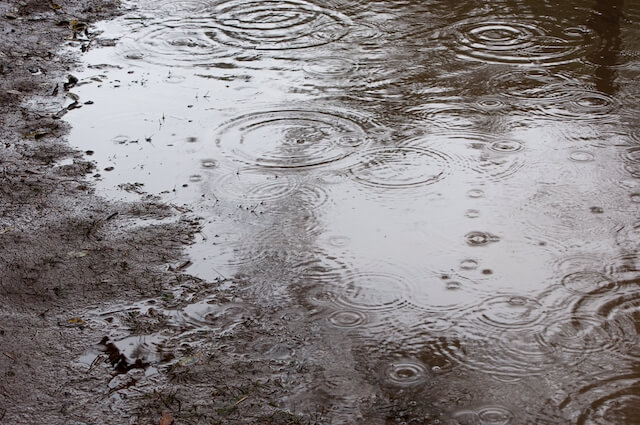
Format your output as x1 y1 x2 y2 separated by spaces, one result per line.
1 0 640 424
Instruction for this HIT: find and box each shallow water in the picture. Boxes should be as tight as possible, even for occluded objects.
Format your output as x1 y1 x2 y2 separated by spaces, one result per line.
68 0 640 422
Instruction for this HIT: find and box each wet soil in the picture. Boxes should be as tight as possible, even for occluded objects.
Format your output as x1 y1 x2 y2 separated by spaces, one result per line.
0 1 208 423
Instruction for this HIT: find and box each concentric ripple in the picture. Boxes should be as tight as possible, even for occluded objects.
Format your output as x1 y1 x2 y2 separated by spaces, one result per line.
487 69 578 101
214 167 299 202
349 147 451 189
139 0 214 16
578 391 640 425
469 151 525 182
382 359 430 387
538 89 617 122
209 0 351 50
477 406 514 425
327 309 367 328
487 140 524 153
560 271 616 295
537 315 619 355
559 375 640 425
473 295 546 330
302 56 357 77
451 18 586 66
332 271 413 313
623 147 640 178
214 110 368 169
116 18 235 67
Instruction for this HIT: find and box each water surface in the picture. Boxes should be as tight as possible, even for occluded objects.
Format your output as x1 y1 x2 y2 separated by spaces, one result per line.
68 0 640 422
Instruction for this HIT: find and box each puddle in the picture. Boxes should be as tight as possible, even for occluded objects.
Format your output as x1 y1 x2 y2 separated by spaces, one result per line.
65 0 640 422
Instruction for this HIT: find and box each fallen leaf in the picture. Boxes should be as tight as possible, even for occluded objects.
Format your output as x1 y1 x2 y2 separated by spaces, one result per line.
159 412 174 425
24 131 50 140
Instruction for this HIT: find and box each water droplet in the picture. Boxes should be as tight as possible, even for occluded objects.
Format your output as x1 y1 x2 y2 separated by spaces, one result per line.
383 360 429 386
569 151 595 162
488 141 524 153
465 231 499 246
466 209 481 218
460 259 479 270
201 159 218 168
446 281 462 290
467 188 485 198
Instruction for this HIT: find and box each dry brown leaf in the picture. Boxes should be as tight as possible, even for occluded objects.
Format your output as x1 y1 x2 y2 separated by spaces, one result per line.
159 412 174 425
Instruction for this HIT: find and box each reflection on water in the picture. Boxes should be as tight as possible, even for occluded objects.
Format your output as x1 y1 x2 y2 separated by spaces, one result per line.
67 0 640 422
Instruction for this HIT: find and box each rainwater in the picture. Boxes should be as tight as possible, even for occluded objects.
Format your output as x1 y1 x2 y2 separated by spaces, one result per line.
67 0 640 423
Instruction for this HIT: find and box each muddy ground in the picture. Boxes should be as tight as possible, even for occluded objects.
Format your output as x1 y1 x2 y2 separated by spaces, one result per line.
0 1 462 424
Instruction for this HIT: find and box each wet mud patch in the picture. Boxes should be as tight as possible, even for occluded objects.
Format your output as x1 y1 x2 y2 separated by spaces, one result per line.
0 1 218 423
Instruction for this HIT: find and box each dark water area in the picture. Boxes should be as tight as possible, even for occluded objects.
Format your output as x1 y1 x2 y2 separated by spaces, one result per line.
67 0 640 423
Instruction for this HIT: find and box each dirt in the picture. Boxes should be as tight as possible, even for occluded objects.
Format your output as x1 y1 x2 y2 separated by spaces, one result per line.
0 0 204 422
0 1 455 423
